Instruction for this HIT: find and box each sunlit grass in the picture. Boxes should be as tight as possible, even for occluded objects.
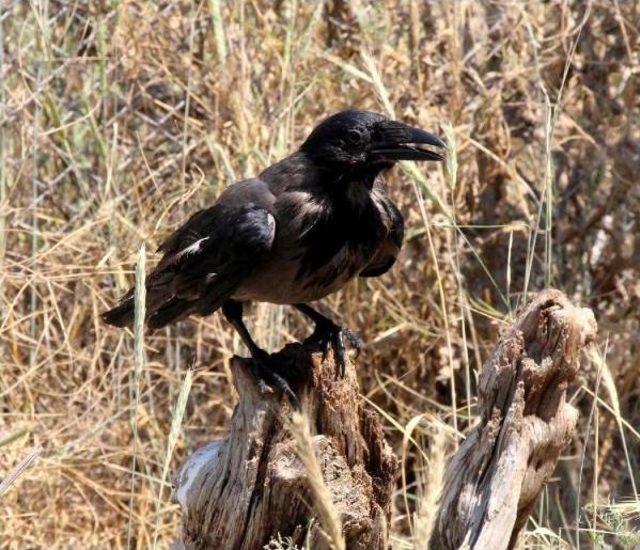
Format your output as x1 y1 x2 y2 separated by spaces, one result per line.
2 1 638 548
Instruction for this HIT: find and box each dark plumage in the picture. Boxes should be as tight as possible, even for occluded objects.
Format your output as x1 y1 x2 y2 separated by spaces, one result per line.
103 109 445 408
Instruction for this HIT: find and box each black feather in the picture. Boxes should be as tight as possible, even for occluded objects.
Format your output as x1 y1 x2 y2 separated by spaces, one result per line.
102 298 134 327
102 110 444 337
102 194 276 330
147 298 196 330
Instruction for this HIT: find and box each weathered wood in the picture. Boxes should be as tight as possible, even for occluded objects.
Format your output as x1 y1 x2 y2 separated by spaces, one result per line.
431 289 597 550
173 342 397 550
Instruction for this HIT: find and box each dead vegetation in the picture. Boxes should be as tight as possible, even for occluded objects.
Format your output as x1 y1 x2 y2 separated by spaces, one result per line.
1 1 639 548
174 344 396 550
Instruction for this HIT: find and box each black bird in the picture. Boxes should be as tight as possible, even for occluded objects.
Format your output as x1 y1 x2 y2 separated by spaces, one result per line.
102 110 445 408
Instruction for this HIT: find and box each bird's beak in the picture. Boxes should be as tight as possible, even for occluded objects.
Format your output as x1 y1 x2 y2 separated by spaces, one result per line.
369 120 446 162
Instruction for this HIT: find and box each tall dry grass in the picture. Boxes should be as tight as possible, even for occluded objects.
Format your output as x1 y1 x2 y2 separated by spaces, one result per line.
1 0 639 548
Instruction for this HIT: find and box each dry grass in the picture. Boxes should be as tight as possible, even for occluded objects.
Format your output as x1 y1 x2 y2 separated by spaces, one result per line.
2 0 639 548
288 412 345 550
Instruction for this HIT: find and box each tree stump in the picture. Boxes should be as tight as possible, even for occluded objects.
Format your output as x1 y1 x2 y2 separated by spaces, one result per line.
173 342 398 550
431 289 597 550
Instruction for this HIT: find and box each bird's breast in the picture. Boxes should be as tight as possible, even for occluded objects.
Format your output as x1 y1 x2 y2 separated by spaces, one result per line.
232 184 390 304
231 251 362 304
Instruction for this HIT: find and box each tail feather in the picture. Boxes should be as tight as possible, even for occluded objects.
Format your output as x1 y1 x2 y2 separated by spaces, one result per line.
101 298 135 327
102 268 240 330
102 294 198 329
147 298 196 329
102 272 177 329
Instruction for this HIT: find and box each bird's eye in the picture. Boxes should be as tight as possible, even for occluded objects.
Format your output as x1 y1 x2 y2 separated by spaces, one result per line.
346 129 363 145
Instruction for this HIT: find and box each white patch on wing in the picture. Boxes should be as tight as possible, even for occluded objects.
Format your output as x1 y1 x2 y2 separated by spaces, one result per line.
205 272 218 283
266 212 276 244
176 236 209 259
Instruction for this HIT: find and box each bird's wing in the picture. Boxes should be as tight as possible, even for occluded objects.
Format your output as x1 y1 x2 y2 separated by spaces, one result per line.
359 193 404 278
103 181 276 329
156 206 217 258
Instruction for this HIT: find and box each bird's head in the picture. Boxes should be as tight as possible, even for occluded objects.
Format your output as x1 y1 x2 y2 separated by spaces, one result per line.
300 110 445 182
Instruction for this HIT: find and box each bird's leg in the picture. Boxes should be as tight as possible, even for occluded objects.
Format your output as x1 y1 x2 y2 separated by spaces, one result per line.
294 303 362 378
222 300 300 410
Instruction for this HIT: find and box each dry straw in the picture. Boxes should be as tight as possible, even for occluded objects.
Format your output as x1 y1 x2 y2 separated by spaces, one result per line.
288 411 345 550
2 1 639 547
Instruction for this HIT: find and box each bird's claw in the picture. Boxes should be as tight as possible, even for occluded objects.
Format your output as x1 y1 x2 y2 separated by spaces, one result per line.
249 350 301 411
310 323 362 379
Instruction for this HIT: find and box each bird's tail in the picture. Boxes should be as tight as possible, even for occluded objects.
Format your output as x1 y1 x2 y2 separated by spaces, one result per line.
102 264 203 331
101 292 198 330
147 297 196 329
101 297 136 327
102 261 242 330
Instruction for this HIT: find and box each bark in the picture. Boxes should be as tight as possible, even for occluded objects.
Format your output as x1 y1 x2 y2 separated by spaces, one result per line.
430 289 597 550
172 343 398 550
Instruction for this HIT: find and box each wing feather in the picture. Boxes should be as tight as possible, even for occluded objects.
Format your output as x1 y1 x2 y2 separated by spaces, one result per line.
103 179 276 329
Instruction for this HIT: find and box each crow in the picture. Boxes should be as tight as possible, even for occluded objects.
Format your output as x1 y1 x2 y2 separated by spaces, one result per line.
102 110 445 408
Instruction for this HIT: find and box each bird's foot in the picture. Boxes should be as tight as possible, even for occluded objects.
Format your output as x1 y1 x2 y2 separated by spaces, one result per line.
249 349 301 411
307 321 363 378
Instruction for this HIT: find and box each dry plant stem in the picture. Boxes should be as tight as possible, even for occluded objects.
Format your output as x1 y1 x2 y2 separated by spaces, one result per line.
173 344 397 550
431 289 597 550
